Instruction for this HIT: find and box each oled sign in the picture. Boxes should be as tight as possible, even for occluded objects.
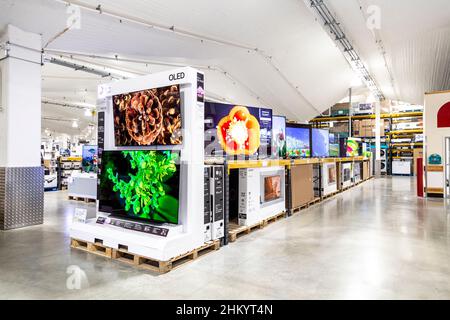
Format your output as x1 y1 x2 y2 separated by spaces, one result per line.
169 72 185 81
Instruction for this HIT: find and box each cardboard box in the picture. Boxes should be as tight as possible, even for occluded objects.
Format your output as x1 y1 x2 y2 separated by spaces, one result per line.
331 103 350 116
330 121 349 134
362 161 370 180
289 164 314 208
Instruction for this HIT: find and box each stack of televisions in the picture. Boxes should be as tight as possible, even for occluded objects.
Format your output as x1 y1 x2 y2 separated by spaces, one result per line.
96 90 371 246
204 102 372 244
98 85 184 228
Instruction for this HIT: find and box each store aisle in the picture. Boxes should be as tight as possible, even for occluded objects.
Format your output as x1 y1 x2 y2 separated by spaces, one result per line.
0 177 449 299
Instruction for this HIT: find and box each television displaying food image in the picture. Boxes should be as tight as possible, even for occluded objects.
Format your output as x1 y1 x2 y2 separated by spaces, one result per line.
204 102 272 158
312 128 330 157
99 150 180 224
113 85 182 146
272 115 286 158
264 175 282 202
328 166 336 185
286 124 311 158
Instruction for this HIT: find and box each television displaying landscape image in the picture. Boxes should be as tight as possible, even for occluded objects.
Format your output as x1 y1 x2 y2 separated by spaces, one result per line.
286 124 311 158
113 85 182 146
99 150 180 224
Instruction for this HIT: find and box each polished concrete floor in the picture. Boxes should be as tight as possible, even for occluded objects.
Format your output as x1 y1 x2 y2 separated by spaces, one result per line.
0 177 449 299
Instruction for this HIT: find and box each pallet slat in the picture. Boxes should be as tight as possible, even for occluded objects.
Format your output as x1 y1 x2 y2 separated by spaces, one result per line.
68 195 96 203
71 238 112 258
228 211 286 242
71 238 220 273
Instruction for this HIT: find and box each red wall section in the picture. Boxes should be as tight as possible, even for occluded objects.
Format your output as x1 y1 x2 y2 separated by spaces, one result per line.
437 102 450 128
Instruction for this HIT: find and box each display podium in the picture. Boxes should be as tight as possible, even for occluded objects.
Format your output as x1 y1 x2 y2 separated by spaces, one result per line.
70 67 206 261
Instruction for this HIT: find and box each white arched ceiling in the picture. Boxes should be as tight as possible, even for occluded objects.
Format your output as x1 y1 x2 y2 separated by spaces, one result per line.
326 0 450 105
5 0 449 138
0 0 357 137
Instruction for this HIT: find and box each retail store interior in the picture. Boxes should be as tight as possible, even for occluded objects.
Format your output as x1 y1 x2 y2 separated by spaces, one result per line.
0 0 449 300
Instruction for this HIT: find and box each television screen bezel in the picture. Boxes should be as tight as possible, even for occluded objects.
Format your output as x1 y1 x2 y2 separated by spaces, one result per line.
285 123 312 159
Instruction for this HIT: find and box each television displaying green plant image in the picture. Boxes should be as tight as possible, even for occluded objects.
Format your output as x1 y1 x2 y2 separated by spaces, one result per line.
99 150 180 224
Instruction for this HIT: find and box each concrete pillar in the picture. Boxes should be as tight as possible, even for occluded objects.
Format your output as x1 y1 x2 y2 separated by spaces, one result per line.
0 25 43 230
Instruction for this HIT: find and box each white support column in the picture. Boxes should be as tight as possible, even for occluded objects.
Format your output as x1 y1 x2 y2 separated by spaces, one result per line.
374 101 381 177
0 25 43 230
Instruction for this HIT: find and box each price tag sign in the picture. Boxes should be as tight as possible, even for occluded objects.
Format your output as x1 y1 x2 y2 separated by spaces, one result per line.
73 208 88 224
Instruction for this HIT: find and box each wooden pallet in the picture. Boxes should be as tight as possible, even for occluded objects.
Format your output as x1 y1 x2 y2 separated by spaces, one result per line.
68 195 96 203
321 190 341 200
71 238 220 273
228 220 265 243
264 211 286 225
309 197 321 206
71 238 112 258
112 240 220 273
291 203 310 214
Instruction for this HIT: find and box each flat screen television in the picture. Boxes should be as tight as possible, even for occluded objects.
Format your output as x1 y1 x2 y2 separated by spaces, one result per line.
113 85 182 146
82 145 98 173
285 124 311 158
312 128 330 157
271 115 286 158
204 102 272 158
346 137 361 157
99 150 180 224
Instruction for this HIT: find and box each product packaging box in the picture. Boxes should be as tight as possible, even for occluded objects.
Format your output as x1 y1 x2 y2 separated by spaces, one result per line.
331 103 350 116
362 161 370 180
330 122 349 134
238 167 286 226
289 164 314 208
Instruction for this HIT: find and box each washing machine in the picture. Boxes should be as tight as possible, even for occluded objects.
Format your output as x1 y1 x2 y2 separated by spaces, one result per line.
380 149 387 174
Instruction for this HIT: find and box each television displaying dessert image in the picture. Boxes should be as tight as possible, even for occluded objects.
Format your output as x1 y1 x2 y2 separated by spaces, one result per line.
99 150 180 224
263 175 282 202
286 123 311 158
113 84 182 146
